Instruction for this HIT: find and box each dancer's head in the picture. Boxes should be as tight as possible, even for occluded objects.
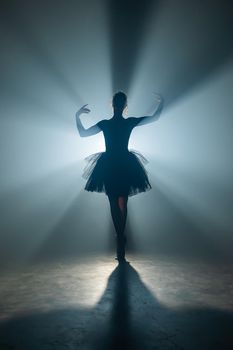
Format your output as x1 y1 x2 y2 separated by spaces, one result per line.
112 91 127 114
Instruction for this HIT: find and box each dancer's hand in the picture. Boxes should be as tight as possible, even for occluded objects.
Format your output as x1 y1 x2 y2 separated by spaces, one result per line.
134 93 164 126
76 104 91 116
153 93 163 104
75 104 101 137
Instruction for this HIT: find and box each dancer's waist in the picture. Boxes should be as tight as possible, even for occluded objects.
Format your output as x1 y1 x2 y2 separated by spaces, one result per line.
105 148 129 154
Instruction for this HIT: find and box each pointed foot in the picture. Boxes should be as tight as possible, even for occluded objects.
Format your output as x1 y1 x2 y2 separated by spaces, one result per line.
115 257 130 264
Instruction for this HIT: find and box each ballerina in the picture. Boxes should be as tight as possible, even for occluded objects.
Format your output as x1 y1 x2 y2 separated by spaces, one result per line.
76 92 163 263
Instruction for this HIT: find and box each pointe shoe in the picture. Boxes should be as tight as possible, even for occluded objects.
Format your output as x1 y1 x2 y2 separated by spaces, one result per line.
115 256 129 264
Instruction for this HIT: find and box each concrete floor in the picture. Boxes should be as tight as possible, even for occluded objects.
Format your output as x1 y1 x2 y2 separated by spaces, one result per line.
0 254 233 349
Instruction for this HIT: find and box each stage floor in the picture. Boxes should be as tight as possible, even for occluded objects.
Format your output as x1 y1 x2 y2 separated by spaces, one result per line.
0 254 233 349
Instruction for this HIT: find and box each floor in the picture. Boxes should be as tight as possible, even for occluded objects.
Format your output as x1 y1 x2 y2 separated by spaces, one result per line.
0 254 233 349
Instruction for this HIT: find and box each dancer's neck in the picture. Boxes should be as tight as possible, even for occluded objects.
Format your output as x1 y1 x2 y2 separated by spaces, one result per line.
113 109 123 119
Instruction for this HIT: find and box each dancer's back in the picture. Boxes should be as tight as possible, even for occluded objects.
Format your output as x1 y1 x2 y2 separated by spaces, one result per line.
98 117 138 154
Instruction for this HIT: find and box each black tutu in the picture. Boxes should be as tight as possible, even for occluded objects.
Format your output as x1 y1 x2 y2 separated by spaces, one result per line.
82 149 151 197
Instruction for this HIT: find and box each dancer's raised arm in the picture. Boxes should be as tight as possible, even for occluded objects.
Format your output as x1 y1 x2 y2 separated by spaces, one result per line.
75 104 101 137
131 94 164 127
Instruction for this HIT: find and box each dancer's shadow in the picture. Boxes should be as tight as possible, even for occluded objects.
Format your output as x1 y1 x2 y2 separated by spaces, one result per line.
92 263 143 350
0 264 233 350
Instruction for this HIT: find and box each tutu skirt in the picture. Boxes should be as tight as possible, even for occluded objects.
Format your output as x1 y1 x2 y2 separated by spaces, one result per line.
82 149 151 197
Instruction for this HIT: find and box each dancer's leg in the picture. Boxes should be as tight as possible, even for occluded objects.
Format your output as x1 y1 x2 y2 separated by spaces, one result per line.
118 196 128 233
108 195 128 261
